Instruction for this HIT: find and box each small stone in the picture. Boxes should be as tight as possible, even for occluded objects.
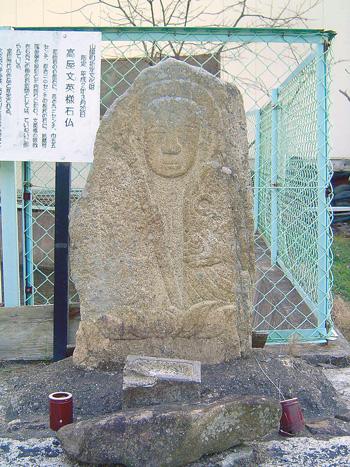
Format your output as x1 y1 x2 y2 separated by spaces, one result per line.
7 418 21 426
122 355 201 408
7 419 21 431
221 446 254 466
335 411 350 423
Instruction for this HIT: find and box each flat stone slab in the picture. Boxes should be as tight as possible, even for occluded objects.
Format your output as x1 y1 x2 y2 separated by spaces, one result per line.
57 395 280 467
122 355 201 408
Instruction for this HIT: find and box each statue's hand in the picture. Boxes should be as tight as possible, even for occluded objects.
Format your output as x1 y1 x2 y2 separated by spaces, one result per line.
178 301 237 338
184 233 223 267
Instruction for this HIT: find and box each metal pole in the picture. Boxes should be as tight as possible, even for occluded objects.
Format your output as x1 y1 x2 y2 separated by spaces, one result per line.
53 162 71 361
22 161 34 305
271 88 279 265
316 42 329 332
0 161 21 306
254 109 261 233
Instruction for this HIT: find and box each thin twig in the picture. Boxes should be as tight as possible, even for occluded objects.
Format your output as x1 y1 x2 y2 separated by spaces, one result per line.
339 89 350 102
255 357 285 400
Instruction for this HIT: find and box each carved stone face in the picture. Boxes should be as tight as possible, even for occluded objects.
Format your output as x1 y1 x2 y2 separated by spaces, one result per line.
144 98 202 178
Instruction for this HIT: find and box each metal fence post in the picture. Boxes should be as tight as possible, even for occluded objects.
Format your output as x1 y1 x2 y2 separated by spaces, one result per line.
271 88 279 265
316 42 329 333
0 161 21 306
53 162 71 361
254 109 261 233
22 161 34 305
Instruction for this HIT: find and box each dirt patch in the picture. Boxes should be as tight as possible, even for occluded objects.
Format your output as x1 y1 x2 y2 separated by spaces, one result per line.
333 296 350 342
0 351 346 441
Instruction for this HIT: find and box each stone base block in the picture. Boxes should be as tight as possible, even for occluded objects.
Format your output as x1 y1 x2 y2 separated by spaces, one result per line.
122 355 201 408
73 320 244 369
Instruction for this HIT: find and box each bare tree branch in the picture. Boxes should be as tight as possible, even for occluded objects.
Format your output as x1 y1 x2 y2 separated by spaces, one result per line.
233 0 247 27
56 0 321 31
339 89 350 103
57 0 321 76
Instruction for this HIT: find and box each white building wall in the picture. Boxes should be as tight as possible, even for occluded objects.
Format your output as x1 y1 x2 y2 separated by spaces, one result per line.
0 0 349 159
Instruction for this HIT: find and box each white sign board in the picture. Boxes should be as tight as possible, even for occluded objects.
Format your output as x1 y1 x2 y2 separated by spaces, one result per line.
0 30 101 162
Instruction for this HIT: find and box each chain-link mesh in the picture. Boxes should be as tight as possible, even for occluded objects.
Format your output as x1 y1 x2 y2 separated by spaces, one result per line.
16 28 334 344
277 56 319 304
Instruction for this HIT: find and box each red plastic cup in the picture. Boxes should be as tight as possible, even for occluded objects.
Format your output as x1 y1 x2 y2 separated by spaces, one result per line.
49 392 73 431
279 397 304 436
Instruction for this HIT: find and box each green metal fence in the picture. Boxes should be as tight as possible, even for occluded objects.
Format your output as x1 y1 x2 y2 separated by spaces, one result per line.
251 47 333 342
3 27 335 344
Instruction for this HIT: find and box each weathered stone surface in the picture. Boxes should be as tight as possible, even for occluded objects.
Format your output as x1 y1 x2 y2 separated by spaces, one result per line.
305 417 350 437
122 355 201 408
70 58 254 368
335 411 350 423
57 396 280 466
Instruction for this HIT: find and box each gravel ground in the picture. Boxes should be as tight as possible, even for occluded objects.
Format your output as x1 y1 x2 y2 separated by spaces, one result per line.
261 436 350 466
0 437 73 467
1 351 345 433
1 435 350 466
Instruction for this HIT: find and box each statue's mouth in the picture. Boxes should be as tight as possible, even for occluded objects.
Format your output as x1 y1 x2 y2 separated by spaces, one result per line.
162 149 182 156
162 162 180 168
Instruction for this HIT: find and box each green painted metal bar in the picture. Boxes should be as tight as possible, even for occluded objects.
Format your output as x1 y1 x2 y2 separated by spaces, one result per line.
22 162 34 305
12 26 336 44
278 51 317 92
254 109 261 233
270 88 278 265
316 42 329 333
267 328 327 344
0 162 20 306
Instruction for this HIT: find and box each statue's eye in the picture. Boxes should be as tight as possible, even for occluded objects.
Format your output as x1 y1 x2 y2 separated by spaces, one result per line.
199 198 211 209
150 128 166 136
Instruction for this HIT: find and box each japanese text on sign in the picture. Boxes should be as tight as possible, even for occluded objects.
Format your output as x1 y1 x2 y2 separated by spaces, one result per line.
0 31 101 162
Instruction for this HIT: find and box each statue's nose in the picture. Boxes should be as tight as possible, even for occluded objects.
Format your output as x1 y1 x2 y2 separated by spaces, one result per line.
161 135 181 155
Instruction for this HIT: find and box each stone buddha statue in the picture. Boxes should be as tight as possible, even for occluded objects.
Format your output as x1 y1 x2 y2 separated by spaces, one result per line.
70 59 254 368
